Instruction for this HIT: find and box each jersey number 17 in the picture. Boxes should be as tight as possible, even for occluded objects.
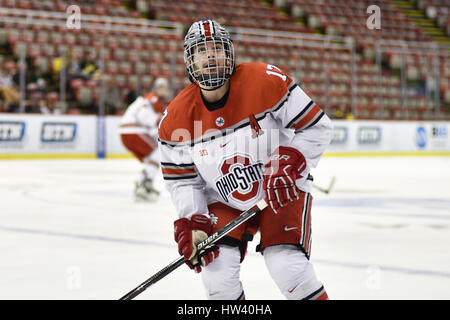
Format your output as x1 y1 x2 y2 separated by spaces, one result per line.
266 64 287 81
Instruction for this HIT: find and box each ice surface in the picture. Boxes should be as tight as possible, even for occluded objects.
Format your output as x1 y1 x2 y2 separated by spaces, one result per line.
0 157 449 300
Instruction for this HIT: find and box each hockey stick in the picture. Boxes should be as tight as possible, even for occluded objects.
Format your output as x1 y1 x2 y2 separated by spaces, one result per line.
312 176 336 194
119 199 268 300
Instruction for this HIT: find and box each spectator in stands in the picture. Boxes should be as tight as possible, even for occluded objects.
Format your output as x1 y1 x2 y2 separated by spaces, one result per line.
80 50 100 81
25 91 42 113
11 58 49 104
26 77 48 97
66 50 86 82
0 61 20 112
52 52 66 82
52 49 88 84
39 92 61 115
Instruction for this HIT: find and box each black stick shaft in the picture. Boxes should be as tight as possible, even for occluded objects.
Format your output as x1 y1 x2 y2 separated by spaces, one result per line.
120 257 184 300
119 199 267 300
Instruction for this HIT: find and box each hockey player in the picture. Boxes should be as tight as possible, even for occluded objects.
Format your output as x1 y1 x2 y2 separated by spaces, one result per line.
158 20 332 300
119 77 171 201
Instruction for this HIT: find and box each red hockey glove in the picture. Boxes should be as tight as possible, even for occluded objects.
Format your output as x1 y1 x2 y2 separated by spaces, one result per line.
174 214 220 273
263 146 307 214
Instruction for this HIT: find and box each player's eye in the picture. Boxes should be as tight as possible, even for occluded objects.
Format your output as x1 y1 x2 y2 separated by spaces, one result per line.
197 46 206 53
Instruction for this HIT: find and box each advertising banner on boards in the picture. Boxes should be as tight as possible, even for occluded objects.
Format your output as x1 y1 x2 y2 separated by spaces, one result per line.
0 115 449 159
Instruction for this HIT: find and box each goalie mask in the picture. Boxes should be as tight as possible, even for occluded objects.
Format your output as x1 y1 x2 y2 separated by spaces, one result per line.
184 20 235 90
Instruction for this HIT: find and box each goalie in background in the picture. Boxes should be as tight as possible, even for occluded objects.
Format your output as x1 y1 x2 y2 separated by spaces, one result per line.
119 77 171 201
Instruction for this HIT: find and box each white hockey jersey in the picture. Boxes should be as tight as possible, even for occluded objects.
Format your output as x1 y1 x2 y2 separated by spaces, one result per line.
119 93 165 138
158 63 332 219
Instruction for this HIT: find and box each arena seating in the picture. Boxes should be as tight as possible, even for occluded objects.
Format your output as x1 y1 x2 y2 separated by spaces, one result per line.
0 1 185 113
0 0 448 119
418 0 450 36
278 0 449 118
286 0 432 42
135 0 312 33
0 0 139 17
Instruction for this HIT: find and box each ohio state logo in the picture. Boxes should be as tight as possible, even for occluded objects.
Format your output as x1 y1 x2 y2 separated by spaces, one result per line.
215 155 264 203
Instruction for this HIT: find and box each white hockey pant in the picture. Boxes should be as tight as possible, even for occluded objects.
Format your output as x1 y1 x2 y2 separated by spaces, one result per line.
201 244 324 300
142 150 160 180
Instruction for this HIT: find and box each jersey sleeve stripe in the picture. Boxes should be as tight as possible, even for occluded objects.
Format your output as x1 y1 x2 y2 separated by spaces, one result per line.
291 104 324 131
161 167 197 175
119 122 147 128
300 111 325 132
160 162 198 180
285 100 314 129
163 174 198 180
160 162 195 168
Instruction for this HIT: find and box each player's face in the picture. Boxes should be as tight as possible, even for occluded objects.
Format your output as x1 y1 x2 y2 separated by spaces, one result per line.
192 40 228 77
155 86 170 101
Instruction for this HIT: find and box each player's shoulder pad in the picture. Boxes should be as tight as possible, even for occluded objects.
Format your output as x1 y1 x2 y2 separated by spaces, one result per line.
235 62 293 96
232 62 295 115
237 62 292 85
158 84 198 144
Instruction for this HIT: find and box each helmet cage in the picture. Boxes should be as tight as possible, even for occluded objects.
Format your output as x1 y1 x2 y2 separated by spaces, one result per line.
184 20 235 90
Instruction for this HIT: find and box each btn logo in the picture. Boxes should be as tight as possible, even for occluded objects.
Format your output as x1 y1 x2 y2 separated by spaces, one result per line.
41 122 77 142
358 127 381 144
331 126 348 144
0 121 26 142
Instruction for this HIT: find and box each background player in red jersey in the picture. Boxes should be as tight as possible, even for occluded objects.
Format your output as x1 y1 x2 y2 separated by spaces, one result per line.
119 77 171 201
158 20 332 300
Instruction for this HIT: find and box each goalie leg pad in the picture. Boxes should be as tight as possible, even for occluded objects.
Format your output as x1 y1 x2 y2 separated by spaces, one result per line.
264 244 326 300
201 245 245 300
